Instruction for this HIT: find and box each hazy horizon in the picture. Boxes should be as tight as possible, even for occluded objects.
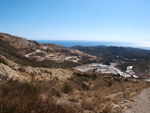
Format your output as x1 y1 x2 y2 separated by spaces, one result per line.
35 40 150 50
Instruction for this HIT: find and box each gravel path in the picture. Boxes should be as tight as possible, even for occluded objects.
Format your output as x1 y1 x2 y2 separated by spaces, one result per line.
25 49 42 57
122 88 150 113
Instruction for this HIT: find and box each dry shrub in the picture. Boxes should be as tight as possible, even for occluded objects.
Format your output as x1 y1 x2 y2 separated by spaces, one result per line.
112 91 130 104
0 80 77 113
108 82 125 94
113 94 124 104
74 72 97 80
68 94 79 103
94 90 106 105
102 102 112 113
123 91 130 99
81 82 90 91
94 79 109 88
47 87 62 97
81 98 95 111
71 72 150 112
61 81 74 94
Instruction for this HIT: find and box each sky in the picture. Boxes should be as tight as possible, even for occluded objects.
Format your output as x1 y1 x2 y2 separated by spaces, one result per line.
0 0 150 42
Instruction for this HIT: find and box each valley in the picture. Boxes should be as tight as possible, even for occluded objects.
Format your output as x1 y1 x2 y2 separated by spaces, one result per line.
74 63 138 78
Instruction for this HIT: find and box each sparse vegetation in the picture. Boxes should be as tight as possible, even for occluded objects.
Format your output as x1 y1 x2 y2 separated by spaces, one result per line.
0 72 149 113
0 36 80 68
68 72 150 112
0 80 77 113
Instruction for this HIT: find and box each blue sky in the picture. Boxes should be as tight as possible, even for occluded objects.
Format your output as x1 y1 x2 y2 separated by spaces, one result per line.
0 0 150 42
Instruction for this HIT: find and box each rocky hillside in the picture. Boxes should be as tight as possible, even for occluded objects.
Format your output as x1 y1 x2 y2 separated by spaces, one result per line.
0 33 97 68
0 55 74 82
0 44 150 113
0 56 149 113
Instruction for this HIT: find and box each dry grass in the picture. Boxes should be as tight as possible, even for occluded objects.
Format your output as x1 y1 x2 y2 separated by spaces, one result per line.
68 94 79 103
102 102 113 113
0 72 150 113
81 98 95 111
69 72 150 112
93 90 107 106
0 80 77 113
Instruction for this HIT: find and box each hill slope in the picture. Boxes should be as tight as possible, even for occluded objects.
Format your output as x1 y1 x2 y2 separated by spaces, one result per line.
72 46 150 60
0 33 97 68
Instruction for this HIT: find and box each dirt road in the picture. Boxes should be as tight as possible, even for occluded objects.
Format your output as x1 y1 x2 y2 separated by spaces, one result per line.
122 88 150 113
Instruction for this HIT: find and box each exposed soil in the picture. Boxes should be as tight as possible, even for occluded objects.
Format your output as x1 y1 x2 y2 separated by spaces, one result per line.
122 88 150 113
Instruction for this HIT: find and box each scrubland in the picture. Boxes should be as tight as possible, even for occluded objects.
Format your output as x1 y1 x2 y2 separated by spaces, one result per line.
0 72 149 113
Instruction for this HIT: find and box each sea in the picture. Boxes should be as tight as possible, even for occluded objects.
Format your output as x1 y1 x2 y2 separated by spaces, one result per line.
36 40 150 50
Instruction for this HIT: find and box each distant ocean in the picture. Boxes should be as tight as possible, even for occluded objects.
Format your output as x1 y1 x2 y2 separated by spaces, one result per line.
36 40 150 50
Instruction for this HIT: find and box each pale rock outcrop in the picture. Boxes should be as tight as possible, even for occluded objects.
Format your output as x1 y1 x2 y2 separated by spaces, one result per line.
0 55 17 67
0 63 29 81
0 54 74 82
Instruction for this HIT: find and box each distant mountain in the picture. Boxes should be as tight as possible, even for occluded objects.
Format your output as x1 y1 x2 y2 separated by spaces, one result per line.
72 45 150 60
0 33 97 68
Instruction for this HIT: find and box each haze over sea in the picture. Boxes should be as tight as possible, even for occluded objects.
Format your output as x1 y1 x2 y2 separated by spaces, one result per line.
36 40 150 50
